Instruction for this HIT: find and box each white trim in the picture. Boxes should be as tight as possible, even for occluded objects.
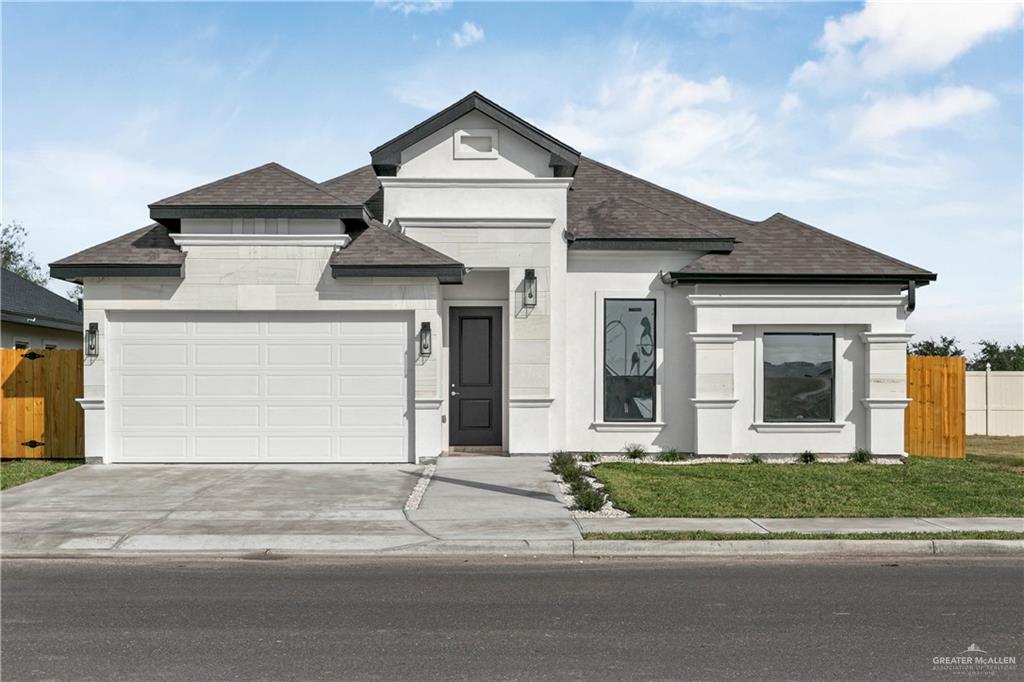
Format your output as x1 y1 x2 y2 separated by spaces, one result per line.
689 331 742 344
688 293 905 308
594 290 665 425
860 332 915 344
76 398 105 411
415 398 444 408
691 398 739 409
862 398 912 408
172 234 352 248
396 217 554 230
752 422 847 433
510 397 555 408
380 177 574 190
590 421 666 433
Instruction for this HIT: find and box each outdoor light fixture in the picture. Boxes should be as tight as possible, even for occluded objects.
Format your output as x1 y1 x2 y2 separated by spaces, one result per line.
85 322 99 357
524 268 538 308
419 321 432 357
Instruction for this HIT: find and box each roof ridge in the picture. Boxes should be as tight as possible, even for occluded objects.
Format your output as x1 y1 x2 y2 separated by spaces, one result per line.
581 156 756 227
264 162 353 203
765 212 934 275
320 164 374 187
151 162 349 207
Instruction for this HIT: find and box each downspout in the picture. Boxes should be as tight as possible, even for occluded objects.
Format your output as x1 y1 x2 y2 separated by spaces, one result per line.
905 280 916 313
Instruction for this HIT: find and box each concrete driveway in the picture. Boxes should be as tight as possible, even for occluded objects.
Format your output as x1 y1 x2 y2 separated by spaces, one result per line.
1 457 581 555
2 463 427 553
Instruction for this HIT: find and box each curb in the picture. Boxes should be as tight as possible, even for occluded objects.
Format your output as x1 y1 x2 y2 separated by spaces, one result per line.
3 539 1022 560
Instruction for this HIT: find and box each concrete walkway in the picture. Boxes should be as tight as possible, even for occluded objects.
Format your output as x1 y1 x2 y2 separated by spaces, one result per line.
577 517 1024 534
407 456 581 541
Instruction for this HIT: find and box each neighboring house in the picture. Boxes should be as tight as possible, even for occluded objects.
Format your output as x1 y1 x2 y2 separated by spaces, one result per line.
1 268 82 350
51 92 935 464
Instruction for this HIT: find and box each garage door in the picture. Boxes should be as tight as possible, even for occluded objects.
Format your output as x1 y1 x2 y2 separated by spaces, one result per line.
107 311 411 463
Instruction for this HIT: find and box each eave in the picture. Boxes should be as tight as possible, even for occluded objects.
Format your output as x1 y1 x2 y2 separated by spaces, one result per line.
49 263 184 284
330 264 466 284
664 272 938 287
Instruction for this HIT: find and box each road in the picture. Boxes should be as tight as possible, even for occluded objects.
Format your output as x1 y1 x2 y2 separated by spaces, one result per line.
3 557 1021 680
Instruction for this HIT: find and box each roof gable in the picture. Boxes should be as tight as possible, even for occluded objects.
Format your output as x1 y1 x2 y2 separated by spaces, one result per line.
329 221 465 283
370 92 580 177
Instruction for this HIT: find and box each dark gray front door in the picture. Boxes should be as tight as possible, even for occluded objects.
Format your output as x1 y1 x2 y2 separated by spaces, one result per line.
449 307 502 446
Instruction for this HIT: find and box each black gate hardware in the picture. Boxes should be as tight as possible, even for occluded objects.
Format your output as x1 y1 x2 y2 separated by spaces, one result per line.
21 351 45 360
21 440 45 448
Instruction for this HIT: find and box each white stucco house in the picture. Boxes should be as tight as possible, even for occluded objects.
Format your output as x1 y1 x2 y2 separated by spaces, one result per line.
52 92 936 464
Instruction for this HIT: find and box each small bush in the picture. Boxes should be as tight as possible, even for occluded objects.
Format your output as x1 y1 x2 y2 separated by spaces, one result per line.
623 443 647 460
849 448 873 464
658 450 684 462
549 451 576 476
573 485 607 512
748 453 764 464
561 466 585 485
579 452 599 463
799 451 817 464
569 477 592 498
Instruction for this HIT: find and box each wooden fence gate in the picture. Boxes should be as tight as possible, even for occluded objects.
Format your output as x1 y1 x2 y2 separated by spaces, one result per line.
905 355 965 458
0 349 84 459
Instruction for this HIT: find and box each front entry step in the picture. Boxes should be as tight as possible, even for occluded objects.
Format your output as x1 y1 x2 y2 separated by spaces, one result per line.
444 446 508 457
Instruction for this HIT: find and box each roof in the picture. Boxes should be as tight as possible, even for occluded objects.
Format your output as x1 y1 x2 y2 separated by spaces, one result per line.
149 163 366 222
320 165 383 220
1 268 82 332
50 224 185 283
370 91 580 177
330 221 465 284
668 213 936 284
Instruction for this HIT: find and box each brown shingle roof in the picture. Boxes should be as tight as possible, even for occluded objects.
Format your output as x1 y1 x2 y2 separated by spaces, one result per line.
49 224 185 282
320 165 383 219
673 213 935 280
152 162 356 207
329 221 465 283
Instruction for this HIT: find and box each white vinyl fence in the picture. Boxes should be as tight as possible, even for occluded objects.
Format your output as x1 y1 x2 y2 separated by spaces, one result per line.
966 369 1024 436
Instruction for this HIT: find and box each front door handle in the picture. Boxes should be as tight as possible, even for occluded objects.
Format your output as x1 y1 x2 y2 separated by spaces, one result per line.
451 390 461 396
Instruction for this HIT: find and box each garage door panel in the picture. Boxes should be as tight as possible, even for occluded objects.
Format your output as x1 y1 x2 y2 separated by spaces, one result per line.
194 375 261 398
109 312 410 463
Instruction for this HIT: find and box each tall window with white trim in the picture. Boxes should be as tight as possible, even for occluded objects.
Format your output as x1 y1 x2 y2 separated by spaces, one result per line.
603 299 656 421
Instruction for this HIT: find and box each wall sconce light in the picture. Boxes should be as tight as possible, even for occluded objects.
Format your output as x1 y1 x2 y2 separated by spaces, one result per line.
524 268 538 308
85 322 99 357
419 321 432 357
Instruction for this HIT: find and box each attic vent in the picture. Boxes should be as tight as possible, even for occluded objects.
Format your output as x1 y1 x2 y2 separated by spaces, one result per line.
454 129 498 160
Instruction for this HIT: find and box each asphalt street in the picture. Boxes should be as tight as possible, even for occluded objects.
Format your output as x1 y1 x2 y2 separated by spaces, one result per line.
2 557 1021 680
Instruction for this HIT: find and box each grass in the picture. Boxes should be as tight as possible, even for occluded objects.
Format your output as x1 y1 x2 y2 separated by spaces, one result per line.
584 530 1024 541
591 458 1024 518
1 459 82 490
966 436 1024 469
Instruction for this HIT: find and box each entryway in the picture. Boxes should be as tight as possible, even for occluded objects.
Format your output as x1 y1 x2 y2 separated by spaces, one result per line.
448 307 503 448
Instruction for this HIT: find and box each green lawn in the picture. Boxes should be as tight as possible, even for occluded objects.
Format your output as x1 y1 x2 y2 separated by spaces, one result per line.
591 458 1024 518
966 436 1024 469
584 531 1024 541
0 460 82 490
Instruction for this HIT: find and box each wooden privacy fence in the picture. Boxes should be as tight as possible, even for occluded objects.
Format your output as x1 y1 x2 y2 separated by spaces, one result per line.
905 355 965 458
0 349 84 459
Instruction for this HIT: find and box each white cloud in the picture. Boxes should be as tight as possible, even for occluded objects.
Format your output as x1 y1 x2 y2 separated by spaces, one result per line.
779 92 801 114
851 85 996 141
373 0 452 16
793 1 1022 85
452 21 484 48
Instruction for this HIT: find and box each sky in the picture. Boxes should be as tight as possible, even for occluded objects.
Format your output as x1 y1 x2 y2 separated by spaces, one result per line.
3 1 1022 351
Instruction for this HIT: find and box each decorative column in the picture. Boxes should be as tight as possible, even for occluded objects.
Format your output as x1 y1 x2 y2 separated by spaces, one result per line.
860 332 914 456
690 332 742 455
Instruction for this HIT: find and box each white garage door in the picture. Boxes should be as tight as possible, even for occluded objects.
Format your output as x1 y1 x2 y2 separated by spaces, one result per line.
107 311 411 463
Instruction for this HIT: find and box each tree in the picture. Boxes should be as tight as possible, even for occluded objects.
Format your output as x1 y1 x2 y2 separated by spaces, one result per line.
969 340 1024 371
0 221 47 286
909 336 963 357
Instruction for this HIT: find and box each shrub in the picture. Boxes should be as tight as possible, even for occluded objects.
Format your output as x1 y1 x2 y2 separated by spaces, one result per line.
549 451 576 476
748 454 764 464
579 452 599 463
849 448 873 464
799 451 817 464
623 443 647 460
573 485 607 512
658 450 684 462
569 477 592 498
561 466 585 485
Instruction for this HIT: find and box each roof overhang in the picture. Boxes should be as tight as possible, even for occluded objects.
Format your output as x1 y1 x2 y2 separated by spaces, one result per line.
149 204 369 225
370 92 581 178
569 237 735 252
330 264 466 285
1 311 81 333
664 272 937 287
50 263 183 284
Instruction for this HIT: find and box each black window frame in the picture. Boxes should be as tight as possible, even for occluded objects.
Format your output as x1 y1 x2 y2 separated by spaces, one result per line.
762 332 835 423
602 298 657 423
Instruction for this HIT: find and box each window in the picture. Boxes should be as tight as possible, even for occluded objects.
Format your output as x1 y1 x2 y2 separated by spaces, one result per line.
603 299 656 421
763 333 834 422
13 339 29 350
44 344 58 350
